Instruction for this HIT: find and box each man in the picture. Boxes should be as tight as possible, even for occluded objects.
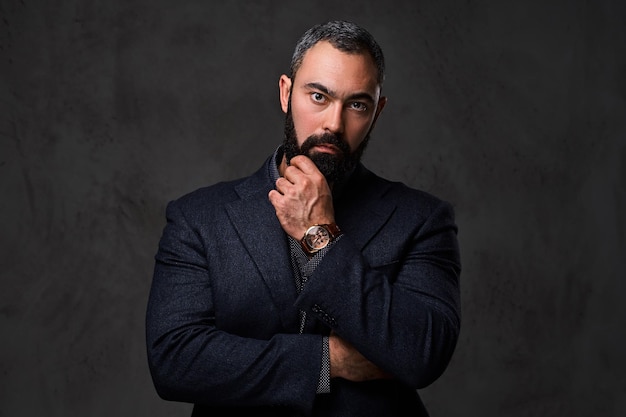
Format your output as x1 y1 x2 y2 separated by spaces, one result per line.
146 20 461 416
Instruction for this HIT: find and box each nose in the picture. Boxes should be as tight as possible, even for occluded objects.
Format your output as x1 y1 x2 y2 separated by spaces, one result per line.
322 103 344 134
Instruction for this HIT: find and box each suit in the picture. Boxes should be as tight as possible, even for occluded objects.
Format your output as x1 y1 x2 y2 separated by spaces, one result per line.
146 151 461 416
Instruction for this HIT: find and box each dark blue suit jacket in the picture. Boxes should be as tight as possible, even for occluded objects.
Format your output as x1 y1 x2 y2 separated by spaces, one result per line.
146 153 461 416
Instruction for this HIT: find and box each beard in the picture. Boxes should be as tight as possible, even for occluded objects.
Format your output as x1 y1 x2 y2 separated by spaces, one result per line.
282 106 371 183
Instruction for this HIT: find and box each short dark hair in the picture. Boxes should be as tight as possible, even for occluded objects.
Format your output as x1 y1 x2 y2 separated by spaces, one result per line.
289 20 385 87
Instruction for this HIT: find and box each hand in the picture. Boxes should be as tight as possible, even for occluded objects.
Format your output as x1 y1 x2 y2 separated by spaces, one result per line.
268 155 335 240
328 332 393 381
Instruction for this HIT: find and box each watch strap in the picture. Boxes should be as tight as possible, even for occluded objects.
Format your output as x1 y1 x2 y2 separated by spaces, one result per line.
323 223 342 239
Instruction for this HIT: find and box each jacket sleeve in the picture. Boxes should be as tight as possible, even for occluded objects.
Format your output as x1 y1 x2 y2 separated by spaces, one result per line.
145 199 321 413
295 197 461 389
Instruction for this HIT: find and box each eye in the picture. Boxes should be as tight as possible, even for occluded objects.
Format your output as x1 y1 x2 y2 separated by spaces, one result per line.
350 101 368 112
311 92 326 103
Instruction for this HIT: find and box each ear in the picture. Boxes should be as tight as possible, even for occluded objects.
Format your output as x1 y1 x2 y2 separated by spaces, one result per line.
279 75 292 114
371 95 387 127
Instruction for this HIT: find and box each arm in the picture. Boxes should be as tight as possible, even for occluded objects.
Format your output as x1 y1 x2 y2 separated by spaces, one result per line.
269 155 426 383
145 198 322 412
328 331 392 381
269 155 388 382
301 199 461 388
268 155 460 387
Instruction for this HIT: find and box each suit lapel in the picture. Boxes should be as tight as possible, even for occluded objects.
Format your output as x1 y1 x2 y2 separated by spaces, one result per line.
225 162 301 331
334 164 397 252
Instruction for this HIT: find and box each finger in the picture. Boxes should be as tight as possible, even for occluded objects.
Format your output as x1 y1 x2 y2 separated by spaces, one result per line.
274 177 289 191
288 155 321 175
268 189 281 204
282 163 306 184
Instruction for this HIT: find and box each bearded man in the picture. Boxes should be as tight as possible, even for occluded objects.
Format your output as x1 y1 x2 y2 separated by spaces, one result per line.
146 20 461 417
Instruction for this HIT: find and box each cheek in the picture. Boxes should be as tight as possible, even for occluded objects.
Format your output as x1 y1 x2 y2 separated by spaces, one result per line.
291 104 319 140
345 118 374 149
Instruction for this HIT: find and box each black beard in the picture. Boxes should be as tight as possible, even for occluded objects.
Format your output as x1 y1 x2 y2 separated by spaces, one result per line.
282 106 370 183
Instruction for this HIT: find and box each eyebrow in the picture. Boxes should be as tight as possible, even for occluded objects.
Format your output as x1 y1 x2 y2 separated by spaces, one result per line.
304 82 376 103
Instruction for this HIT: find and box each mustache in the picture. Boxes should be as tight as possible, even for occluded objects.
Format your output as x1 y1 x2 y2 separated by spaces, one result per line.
300 133 351 155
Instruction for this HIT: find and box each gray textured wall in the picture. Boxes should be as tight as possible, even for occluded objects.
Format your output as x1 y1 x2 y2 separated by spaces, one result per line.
1 1 625 416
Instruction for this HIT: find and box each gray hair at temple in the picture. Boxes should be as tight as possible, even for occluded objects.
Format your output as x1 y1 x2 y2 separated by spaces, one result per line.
289 20 386 87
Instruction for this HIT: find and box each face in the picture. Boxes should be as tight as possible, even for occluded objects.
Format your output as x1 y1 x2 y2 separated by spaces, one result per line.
279 41 386 182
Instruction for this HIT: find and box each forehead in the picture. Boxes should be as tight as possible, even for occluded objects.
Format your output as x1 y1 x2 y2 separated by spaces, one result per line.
295 41 381 98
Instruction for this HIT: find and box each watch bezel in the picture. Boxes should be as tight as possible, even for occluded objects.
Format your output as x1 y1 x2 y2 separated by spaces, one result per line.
300 223 342 255
304 225 331 251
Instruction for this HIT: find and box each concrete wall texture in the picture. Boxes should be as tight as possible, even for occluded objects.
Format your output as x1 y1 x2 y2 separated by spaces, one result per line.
1 0 624 416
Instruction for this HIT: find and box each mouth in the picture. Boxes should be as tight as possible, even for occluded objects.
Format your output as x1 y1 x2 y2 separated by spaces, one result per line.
311 143 341 154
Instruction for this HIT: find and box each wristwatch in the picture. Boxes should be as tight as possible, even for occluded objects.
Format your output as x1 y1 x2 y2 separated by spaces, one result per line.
300 223 342 255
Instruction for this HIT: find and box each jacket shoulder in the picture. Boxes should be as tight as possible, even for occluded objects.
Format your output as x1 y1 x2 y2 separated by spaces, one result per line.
168 156 273 212
351 164 452 212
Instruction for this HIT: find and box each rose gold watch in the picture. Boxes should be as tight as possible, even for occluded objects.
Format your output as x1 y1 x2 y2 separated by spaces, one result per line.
300 223 342 255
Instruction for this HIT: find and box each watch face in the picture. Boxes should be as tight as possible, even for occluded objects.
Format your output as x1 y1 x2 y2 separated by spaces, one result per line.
305 225 331 250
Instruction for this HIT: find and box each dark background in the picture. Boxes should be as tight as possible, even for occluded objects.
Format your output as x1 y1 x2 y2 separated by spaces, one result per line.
1 0 624 416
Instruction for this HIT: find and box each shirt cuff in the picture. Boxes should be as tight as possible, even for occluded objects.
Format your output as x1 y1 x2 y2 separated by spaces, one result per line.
316 336 331 394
